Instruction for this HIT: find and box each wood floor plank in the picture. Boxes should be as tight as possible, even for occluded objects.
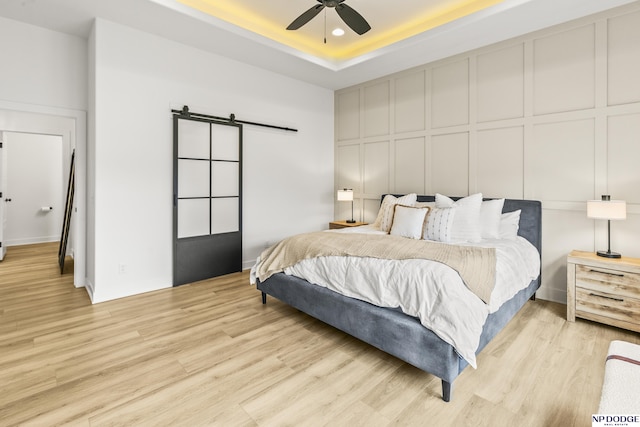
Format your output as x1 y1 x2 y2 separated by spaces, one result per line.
88 355 289 426
0 355 188 426
0 367 58 408
474 316 563 412
2 242 639 426
331 400 393 427
361 362 437 420
0 330 143 393
451 394 521 427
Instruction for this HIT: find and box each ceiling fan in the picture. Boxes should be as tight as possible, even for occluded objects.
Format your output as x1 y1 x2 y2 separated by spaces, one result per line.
286 0 371 36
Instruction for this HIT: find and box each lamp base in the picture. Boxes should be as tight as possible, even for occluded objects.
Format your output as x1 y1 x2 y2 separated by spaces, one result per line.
597 250 621 259
346 219 356 224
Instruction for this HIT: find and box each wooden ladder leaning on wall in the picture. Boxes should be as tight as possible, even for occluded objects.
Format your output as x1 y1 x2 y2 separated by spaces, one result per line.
58 149 74 274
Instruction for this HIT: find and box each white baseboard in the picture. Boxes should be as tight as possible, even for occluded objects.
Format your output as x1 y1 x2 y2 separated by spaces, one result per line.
536 286 567 305
6 236 59 246
84 278 95 303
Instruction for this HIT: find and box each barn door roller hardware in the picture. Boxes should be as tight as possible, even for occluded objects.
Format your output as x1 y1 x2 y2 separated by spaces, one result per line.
172 106 297 133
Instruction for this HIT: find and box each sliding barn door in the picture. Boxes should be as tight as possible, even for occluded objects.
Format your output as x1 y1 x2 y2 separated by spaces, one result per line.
173 115 242 286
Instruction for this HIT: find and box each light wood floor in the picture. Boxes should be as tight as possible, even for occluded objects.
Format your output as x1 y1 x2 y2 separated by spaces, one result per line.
1 243 639 426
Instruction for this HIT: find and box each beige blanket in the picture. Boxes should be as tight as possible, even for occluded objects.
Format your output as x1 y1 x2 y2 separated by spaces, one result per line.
256 232 497 304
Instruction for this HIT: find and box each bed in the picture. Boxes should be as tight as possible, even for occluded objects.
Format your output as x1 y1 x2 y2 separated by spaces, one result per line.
252 194 541 402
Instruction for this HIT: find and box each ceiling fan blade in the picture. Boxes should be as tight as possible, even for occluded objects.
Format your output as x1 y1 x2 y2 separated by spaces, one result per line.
287 4 325 30
335 3 371 35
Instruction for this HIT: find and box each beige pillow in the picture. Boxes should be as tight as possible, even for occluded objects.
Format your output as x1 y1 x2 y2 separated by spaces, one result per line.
373 193 418 232
414 201 436 209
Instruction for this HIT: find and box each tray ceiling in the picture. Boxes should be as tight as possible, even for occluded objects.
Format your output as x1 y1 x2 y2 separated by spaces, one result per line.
0 0 636 89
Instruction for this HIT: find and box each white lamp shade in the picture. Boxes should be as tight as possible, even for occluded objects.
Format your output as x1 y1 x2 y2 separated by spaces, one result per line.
587 200 626 220
337 189 353 201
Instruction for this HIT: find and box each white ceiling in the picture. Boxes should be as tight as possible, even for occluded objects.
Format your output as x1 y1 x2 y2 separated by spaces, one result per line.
0 0 636 90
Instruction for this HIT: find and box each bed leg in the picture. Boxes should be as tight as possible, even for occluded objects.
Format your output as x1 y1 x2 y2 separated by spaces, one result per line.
530 293 536 301
261 292 267 304
442 380 452 402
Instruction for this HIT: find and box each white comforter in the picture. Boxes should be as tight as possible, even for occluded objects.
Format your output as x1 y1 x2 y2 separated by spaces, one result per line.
252 225 540 368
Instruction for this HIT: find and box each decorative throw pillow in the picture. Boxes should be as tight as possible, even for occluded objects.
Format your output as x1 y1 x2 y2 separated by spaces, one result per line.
479 198 505 239
499 210 521 240
389 205 430 239
435 193 483 242
373 193 418 232
423 207 456 243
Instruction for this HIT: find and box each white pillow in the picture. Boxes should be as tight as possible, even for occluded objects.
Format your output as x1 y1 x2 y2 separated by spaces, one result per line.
389 205 429 239
435 193 483 242
423 207 456 243
373 193 418 233
479 198 505 239
500 210 521 240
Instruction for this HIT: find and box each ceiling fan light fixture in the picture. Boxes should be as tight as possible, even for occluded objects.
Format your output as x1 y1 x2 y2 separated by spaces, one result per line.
332 28 345 36
287 0 371 36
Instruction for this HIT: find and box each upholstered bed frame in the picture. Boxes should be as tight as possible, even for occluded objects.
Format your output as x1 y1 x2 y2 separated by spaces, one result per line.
257 196 542 402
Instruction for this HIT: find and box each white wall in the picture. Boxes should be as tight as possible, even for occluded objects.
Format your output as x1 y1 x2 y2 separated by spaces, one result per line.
89 19 334 303
3 132 63 246
0 16 87 111
334 2 640 304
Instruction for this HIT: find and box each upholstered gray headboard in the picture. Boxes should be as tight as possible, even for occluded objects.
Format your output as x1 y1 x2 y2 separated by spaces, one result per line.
385 195 542 269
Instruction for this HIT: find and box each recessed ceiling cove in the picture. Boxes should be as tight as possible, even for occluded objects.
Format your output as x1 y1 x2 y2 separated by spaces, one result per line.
176 0 504 61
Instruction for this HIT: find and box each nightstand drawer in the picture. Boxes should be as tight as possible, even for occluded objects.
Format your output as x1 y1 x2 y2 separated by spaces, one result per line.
568 250 640 333
575 288 640 332
575 264 640 300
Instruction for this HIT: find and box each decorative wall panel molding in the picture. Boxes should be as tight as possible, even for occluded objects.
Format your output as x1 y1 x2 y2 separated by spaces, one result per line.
334 3 640 303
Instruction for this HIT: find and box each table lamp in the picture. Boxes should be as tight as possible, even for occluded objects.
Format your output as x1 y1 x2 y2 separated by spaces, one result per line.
587 195 626 258
337 189 355 223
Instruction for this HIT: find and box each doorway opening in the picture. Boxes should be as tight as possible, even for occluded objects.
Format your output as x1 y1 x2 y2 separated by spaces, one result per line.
0 104 86 289
1 132 64 250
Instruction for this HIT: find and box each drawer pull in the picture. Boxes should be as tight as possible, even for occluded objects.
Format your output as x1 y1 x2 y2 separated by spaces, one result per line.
589 293 624 302
589 269 624 278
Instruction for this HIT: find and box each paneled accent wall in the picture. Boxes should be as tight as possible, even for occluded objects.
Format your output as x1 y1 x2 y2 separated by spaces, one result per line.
334 3 640 303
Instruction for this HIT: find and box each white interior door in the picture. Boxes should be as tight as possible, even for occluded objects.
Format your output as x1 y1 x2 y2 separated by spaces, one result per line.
0 131 6 261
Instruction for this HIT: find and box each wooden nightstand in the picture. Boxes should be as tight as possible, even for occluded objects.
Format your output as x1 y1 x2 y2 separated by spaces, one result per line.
329 220 368 230
567 250 640 333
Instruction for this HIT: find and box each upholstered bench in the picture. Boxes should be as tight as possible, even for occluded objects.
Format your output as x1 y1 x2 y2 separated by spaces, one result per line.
598 340 640 414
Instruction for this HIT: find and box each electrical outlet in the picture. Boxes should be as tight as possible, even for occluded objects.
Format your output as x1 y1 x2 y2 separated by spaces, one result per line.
118 263 127 274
